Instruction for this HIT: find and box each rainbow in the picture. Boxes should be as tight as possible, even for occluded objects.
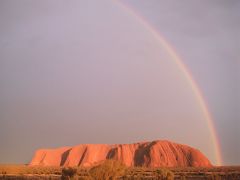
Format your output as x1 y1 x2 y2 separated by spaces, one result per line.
114 0 222 165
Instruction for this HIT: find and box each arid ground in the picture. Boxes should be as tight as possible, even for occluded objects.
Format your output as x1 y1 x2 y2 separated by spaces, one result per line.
0 162 240 180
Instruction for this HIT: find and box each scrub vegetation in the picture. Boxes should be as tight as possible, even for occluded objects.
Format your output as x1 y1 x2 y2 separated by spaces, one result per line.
0 162 240 179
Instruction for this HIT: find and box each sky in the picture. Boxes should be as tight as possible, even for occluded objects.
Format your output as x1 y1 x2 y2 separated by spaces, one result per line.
0 0 239 165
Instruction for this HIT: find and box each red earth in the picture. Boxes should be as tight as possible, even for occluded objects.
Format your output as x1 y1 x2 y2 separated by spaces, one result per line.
29 140 212 167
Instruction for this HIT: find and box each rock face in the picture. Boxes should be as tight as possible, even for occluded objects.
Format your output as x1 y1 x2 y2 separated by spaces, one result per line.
29 140 212 167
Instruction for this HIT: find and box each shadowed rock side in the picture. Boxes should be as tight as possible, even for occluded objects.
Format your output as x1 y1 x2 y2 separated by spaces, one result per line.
29 140 212 167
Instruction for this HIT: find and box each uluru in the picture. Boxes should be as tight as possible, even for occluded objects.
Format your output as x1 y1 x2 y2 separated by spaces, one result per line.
29 140 212 167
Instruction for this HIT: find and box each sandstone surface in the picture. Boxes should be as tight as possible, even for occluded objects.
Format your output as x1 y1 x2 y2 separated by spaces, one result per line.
29 140 212 167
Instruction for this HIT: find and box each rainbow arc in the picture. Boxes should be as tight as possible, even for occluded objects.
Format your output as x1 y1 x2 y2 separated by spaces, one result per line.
115 0 222 165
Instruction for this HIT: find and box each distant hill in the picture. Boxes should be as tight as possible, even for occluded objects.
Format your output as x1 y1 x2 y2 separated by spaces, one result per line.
29 140 212 167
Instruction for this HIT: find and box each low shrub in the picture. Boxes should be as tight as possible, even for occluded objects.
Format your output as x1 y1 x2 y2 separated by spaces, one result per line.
207 173 221 180
61 167 77 180
155 168 174 180
89 160 127 180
